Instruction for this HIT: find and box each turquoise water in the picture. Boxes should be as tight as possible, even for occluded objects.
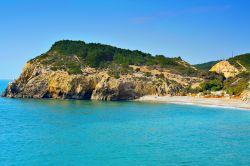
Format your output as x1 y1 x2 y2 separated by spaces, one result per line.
1 80 250 166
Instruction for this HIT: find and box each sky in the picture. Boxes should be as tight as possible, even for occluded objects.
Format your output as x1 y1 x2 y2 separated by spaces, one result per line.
0 0 250 79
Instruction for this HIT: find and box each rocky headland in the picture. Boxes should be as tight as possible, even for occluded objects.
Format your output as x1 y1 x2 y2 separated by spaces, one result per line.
2 40 250 103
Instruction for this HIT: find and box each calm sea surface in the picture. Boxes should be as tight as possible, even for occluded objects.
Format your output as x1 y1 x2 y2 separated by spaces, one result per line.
0 80 250 166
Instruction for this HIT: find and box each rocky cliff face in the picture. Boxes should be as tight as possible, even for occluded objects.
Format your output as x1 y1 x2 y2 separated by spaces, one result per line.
3 62 198 100
210 60 247 78
209 60 240 78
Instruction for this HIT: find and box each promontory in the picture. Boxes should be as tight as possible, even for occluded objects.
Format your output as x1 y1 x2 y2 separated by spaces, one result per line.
2 40 250 102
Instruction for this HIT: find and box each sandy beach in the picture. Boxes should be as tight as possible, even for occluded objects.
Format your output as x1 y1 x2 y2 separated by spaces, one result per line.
136 96 250 111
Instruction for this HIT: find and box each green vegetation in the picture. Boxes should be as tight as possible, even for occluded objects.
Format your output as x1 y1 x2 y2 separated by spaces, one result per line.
196 72 225 93
144 72 152 77
200 80 223 92
228 53 250 70
226 82 249 96
50 40 88 57
194 60 220 71
33 40 197 76
107 64 133 79
197 71 250 96
194 53 250 73
156 73 165 79
223 71 250 96
194 53 250 96
199 71 225 82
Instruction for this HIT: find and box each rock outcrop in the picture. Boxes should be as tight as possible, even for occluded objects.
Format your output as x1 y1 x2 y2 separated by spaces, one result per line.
210 60 248 78
209 60 240 78
2 62 195 100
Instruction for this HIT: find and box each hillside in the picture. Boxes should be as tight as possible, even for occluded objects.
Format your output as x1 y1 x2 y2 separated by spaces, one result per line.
2 40 249 101
2 40 202 100
199 53 250 98
195 53 250 74
194 60 220 71
31 40 198 76
228 53 250 71
208 53 250 79
209 60 240 78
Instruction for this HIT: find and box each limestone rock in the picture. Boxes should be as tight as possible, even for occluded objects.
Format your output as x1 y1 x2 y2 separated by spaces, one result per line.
2 62 187 101
209 60 239 78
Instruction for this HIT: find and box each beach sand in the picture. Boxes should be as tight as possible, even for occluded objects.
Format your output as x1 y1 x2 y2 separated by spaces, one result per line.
136 96 250 110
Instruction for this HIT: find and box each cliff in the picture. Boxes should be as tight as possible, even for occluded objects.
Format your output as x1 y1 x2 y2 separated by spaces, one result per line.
3 62 202 100
209 60 241 78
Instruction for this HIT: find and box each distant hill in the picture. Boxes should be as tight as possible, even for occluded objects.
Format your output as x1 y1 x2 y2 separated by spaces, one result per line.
208 53 250 78
206 53 250 96
194 60 220 71
228 53 250 71
195 53 250 72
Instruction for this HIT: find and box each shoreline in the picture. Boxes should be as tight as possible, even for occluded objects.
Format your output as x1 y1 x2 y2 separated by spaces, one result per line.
136 96 250 111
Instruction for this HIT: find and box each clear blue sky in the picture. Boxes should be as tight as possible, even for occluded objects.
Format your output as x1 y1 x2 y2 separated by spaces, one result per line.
1 0 250 79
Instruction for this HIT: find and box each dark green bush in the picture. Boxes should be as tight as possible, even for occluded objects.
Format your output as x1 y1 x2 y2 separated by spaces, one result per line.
227 82 249 96
200 79 223 92
145 72 152 77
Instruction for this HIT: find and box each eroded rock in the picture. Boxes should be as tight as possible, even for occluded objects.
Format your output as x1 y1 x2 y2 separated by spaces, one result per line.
2 62 187 100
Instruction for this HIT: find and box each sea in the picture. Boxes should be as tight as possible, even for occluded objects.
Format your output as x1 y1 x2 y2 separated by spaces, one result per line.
0 79 250 166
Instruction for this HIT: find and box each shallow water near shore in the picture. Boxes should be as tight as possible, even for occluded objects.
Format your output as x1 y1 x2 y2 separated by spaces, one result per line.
1 80 250 166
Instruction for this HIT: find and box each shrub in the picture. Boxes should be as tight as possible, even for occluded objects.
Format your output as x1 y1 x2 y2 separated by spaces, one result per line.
144 72 152 77
156 73 165 79
227 82 249 96
135 68 140 72
200 79 223 92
